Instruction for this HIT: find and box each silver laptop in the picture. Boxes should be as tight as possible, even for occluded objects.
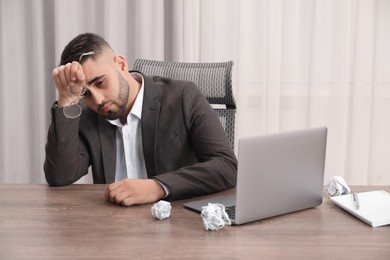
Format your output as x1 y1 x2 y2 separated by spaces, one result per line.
184 127 327 225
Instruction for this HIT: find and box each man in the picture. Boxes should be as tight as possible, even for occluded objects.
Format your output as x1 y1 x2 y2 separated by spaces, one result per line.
44 33 237 206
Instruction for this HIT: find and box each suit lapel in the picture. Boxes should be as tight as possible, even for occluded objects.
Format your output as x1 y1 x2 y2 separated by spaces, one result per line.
141 76 161 178
98 116 117 183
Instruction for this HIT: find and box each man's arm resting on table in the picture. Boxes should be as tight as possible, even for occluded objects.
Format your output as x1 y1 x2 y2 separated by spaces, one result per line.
152 82 237 200
44 104 90 186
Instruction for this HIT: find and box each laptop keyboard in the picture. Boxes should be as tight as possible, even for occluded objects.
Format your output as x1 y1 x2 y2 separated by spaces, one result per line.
225 205 236 220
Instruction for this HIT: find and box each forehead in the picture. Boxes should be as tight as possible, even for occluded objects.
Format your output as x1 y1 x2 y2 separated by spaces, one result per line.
81 54 114 81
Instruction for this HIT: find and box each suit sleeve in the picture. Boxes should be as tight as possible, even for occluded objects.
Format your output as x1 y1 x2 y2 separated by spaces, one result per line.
154 83 238 200
43 104 90 186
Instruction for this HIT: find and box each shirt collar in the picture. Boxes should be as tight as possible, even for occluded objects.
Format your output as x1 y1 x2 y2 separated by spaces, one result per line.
130 72 144 120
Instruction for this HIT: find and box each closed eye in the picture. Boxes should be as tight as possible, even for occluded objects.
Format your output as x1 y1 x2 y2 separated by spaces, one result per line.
82 89 91 97
95 80 104 88
86 74 105 87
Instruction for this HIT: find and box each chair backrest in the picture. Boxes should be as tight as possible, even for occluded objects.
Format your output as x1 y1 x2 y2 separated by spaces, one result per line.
133 59 236 149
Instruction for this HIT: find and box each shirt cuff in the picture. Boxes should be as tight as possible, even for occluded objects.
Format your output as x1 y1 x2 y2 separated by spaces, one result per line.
154 179 171 199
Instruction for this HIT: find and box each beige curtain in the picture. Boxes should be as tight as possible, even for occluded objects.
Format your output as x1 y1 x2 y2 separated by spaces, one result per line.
0 0 389 185
237 0 390 185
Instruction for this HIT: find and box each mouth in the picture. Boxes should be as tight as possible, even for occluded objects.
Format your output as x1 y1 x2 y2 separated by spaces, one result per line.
100 103 112 114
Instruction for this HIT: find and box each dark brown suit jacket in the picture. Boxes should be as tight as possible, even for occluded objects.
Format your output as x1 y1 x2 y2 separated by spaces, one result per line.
44 74 237 200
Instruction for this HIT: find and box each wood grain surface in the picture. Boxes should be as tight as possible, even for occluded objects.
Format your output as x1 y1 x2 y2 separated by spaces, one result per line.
0 185 389 259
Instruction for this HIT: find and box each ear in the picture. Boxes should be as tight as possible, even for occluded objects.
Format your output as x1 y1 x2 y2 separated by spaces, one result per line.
114 55 128 72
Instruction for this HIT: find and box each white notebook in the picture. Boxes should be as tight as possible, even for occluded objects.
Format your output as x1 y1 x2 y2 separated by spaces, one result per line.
330 190 390 227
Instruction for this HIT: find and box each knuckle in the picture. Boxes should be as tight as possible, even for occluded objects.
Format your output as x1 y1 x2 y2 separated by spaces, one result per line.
52 68 58 77
122 199 133 207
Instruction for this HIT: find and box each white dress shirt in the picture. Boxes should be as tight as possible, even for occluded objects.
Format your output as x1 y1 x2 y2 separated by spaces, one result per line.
108 74 147 181
107 73 169 197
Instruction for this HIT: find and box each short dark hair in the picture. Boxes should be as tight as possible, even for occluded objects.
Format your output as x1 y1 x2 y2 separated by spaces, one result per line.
60 33 112 65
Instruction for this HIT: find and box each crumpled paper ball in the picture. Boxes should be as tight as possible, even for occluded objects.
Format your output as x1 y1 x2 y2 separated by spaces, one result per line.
327 176 351 197
151 200 172 220
201 203 231 231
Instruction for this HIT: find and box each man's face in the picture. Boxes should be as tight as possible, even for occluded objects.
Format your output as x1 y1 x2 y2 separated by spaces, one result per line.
81 54 130 120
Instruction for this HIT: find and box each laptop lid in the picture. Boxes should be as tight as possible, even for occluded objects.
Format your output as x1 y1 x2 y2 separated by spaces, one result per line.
184 127 327 225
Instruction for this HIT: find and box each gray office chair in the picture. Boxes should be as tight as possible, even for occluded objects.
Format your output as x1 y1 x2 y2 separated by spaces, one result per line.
133 59 236 149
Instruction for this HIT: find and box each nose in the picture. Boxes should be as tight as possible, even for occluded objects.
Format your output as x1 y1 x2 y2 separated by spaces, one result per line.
85 88 104 107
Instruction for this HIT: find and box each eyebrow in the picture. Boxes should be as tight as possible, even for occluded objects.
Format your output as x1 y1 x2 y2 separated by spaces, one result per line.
86 75 105 86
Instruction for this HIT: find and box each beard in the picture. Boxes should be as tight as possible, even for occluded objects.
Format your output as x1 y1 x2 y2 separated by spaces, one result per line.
101 72 130 120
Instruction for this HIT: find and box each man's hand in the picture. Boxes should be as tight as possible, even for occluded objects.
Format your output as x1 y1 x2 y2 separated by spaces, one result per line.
52 61 86 107
105 179 166 206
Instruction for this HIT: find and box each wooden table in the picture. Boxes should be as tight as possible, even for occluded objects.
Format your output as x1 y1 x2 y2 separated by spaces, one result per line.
0 185 389 259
